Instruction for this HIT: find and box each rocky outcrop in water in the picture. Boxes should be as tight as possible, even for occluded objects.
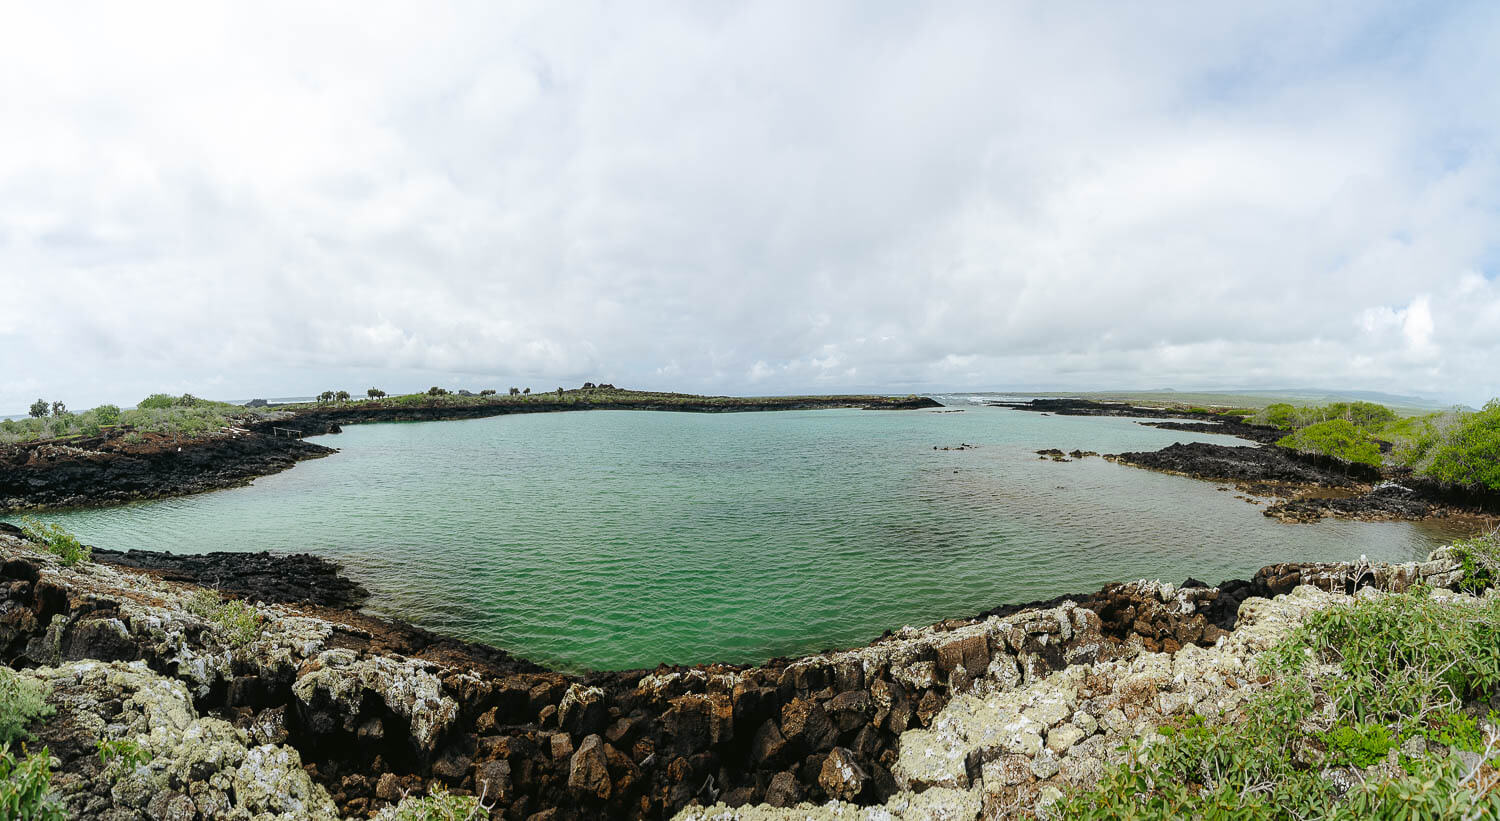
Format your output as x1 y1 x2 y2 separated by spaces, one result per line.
0 429 335 513
1108 441 1358 486
90 546 371 609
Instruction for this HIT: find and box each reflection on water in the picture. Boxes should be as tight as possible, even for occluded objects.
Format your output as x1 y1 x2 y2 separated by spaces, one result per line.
17 403 1473 671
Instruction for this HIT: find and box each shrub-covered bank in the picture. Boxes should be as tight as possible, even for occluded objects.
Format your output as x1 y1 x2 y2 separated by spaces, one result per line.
1003 397 1500 524
2 523 1496 818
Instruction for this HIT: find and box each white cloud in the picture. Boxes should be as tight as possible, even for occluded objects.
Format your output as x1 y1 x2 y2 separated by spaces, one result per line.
1 1 1498 410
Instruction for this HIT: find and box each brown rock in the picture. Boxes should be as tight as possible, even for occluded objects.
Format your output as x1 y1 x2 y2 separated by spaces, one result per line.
723 786 757 807
781 698 838 751
474 759 512 803
550 733 574 761
915 690 943 726
819 747 867 802
764 771 802 807
559 685 608 736
751 719 787 764
375 772 403 802
825 689 873 733
933 631 990 677
605 715 638 745
475 707 499 734
568 734 612 800
431 751 472 782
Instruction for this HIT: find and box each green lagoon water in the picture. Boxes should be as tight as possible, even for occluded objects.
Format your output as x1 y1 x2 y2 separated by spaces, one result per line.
16 402 1469 672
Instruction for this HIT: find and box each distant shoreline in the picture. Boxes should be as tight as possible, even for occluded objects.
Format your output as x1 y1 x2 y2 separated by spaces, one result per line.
0 390 941 513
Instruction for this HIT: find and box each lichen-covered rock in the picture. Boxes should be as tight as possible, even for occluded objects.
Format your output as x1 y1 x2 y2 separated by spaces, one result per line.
25 659 338 820
818 747 867 802
292 648 458 754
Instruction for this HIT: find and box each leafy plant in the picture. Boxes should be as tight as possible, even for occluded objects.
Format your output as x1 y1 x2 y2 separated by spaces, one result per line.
136 393 177 410
17 518 89 567
184 589 263 647
0 744 65 821
27 399 48 419
0 669 52 746
96 737 150 770
1321 723 1396 768
1447 529 1499 594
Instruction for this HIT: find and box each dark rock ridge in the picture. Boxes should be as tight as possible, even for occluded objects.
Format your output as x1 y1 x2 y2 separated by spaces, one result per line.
1107 442 1498 523
90 547 372 610
993 398 1285 444
1134 419 1284 444
2 535 1472 819
1108 441 1365 487
0 429 335 513
1262 483 1433 523
250 396 941 438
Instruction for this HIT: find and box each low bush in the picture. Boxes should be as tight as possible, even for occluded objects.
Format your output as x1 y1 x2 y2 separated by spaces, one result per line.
1418 400 1500 492
1276 419 1383 467
0 744 65 821
17 518 89 567
1448 529 1500 594
135 393 177 410
0 669 52 746
1060 586 1500 819
184 589 263 647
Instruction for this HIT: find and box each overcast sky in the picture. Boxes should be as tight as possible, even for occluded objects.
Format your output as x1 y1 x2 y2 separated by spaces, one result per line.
2 2 1498 411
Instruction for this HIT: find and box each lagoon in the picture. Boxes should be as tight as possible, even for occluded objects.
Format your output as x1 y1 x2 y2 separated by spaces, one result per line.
25 401 1465 671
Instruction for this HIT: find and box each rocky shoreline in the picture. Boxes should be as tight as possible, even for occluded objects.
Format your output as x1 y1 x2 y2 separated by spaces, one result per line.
0 395 940 514
0 428 336 514
1 532 1482 819
1001 398 1500 525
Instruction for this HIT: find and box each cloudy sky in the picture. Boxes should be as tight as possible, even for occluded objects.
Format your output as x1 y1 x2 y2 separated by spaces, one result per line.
2 1 1498 411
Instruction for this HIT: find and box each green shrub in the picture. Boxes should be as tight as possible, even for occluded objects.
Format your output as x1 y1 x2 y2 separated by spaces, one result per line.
1276 419 1383 467
1321 723 1397 768
136 393 177 410
0 669 52 746
1448 530 1499 594
96 737 150 771
93 404 121 426
17 518 89 567
1060 588 1500 819
374 786 487 820
1419 400 1500 492
184 590 262 647
0 744 65 821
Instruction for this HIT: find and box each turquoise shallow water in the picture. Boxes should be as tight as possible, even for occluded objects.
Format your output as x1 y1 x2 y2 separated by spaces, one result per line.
13 403 1469 672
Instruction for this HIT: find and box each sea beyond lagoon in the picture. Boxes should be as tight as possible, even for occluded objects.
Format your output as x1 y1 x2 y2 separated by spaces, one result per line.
21 398 1466 672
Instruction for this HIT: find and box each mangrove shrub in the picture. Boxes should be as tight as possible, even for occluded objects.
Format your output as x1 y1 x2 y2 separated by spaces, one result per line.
1276 419 1382 467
